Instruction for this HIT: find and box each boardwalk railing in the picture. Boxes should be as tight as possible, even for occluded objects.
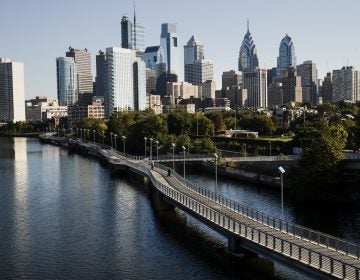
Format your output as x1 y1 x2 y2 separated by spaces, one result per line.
149 165 360 280
154 162 360 260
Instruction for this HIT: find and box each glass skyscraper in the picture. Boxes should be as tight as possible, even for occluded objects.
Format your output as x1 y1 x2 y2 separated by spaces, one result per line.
160 23 181 80
121 14 145 53
56 57 78 106
277 34 296 76
238 22 259 71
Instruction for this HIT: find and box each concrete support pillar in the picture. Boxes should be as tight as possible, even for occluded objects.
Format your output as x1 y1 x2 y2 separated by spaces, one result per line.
228 236 257 256
151 189 175 211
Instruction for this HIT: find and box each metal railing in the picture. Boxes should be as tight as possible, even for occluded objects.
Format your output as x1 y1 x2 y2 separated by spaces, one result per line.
147 167 360 280
154 162 360 260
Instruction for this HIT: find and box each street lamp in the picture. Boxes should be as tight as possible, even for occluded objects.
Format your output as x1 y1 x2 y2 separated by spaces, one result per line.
196 113 199 136
144 137 147 158
278 166 286 220
214 153 218 193
110 132 113 148
155 140 159 160
171 143 175 171
149 138 153 165
93 130 96 143
269 141 272 156
182 145 186 179
122 136 127 155
114 134 118 150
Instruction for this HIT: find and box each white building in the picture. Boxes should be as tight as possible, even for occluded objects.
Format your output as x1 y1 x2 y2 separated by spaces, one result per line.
332 66 360 103
167 82 201 99
0 58 25 122
25 96 67 122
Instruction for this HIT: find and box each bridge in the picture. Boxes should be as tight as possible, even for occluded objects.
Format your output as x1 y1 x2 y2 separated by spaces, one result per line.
41 136 360 279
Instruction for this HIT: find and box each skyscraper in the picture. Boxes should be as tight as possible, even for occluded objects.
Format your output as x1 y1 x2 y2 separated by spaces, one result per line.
321 72 333 103
104 47 134 117
95 50 105 97
243 68 267 108
160 23 181 79
56 57 78 106
238 21 259 71
297 60 318 104
277 34 296 76
222 70 243 91
133 57 146 111
0 58 25 122
121 12 145 53
281 67 303 104
66 47 93 96
143 46 166 76
332 66 360 103
184 35 213 85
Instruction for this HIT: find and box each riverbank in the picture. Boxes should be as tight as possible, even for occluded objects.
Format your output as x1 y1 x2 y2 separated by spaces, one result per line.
0 132 39 137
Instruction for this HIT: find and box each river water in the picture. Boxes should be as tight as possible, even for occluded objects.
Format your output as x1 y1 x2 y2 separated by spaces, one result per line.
0 137 358 280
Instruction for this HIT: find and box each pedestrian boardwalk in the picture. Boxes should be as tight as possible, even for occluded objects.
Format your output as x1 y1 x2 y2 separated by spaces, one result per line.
63 138 360 279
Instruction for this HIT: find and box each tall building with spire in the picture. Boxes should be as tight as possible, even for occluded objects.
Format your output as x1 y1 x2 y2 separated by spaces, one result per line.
238 21 259 71
277 34 296 76
121 6 145 54
184 35 213 86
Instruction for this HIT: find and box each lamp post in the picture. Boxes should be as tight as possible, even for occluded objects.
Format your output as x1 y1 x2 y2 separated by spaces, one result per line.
214 153 218 194
77 128 79 138
122 136 127 156
182 146 186 179
93 130 96 143
144 137 147 158
171 143 175 171
155 140 159 161
278 166 286 220
149 138 153 165
196 113 199 136
110 132 113 148
114 134 118 150
269 141 272 156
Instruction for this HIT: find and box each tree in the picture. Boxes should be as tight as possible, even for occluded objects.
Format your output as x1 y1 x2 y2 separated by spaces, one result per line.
190 113 215 136
205 111 226 132
238 115 276 135
167 110 192 135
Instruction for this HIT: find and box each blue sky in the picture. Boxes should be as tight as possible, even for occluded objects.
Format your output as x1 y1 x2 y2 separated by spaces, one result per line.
2 0 360 99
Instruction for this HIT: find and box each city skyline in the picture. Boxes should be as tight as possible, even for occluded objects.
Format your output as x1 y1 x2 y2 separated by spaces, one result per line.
2 0 360 99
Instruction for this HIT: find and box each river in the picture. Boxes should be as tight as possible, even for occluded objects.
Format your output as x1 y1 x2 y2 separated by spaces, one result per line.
0 137 358 279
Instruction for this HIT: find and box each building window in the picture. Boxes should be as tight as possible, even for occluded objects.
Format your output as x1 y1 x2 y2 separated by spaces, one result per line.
173 37 178 47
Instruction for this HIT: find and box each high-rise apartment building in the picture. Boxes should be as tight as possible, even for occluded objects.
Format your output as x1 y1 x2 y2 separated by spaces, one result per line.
160 23 181 79
297 60 318 104
202 80 216 99
332 66 360 103
0 58 25 122
66 47 93 97
144 46 166 73
104 47 134 117
184 35 213 85
243 68 267 108
56 57 78 106
133 57 146 111
238 22 259 71
277 34 296 76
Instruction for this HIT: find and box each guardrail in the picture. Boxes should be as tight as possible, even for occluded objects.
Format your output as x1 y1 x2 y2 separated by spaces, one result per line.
149 166 360 280
154 162 360 260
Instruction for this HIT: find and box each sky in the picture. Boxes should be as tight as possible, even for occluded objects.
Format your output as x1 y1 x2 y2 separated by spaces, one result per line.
2 0 360 99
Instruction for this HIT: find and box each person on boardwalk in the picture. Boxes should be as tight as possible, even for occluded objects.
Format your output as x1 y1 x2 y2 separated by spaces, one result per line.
167 168 171 176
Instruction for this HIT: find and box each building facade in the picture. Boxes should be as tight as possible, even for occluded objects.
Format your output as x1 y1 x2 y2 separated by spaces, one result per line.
238 22 259 71
222 70 243 91
133 57 147 111
66 47 93 97
281 68 303 104
321 72 333 103
121 14 145 53
95 50 105 97
167 82 201 99
160 23 181 79
243 68 267 108
332 66 360 103
297 60 318 104
56 57 78 106
277 34 296 76
201 80 216 99
0 58 25 122
68 96 104 127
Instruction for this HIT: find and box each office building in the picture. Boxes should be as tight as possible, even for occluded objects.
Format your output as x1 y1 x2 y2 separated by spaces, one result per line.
160 23 181 79
277 34 296 76
146 69 157 94
121 14 145 53
147 94 162 114
297 60 318 104
268 81 283 107
238 21 259 71
201 80 216 99
68 96 104 127
66 47 93 97
321 72 333 103
56 57 78 106
0 58 25 122
243 68 267 108
332 66 360 103
167 82 201 99
222 70 243 91
94 50 105 97
144 46 166 74
133 57 147 111
25 96 67 123
281 67 303 104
